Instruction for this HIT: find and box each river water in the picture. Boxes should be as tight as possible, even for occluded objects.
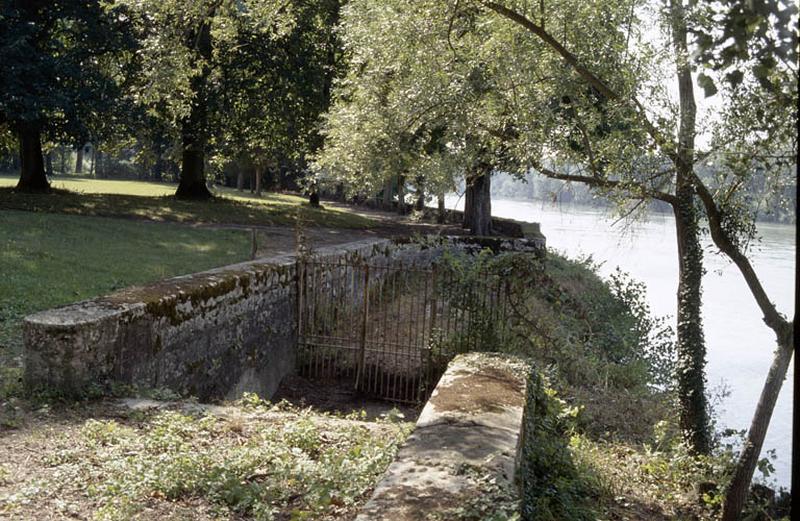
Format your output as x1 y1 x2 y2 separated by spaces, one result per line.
446 195 794 487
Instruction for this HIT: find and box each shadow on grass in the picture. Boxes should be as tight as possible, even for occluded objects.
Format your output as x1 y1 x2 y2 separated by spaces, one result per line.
0 187 376 229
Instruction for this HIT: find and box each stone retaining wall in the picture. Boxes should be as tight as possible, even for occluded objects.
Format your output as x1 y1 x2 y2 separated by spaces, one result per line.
24 236 544 400
24 239 410 400
356 353 530 520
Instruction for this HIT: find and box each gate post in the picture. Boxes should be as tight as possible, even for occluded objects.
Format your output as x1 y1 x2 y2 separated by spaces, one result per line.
355 264 370 390
295 258 306 376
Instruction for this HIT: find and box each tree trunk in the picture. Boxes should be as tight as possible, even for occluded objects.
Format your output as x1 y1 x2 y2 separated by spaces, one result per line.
437 193 446 223
255 165 263 197
75 146 84 174
96 150 104 178
382 178 393 208
721 333 793 521
672 192 711 454
175 15 213 200
237 170 244 191
692 181 795 521
45 150 53 177
465 170 492 235
309 190 320 207
463 180 473 228
89 147 96 177
397 174 407 215
414 176 425 211
670 0 711 455
16 125 50 192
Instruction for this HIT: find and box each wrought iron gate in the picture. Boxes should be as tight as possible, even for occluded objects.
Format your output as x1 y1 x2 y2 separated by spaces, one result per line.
296 258 513 404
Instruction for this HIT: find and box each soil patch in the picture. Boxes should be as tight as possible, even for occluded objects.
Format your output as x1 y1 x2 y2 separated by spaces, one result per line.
273 375 421 422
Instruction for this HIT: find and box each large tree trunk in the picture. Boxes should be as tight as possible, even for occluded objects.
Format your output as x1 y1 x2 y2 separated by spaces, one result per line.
463 181 473 228
16 125 50 193
721 333 793 520
414 176 425 211
437 193 446 223
45 150 53 177
465 170 492 236
396 174 407 215
175 15 213 200
75 146 84 174
236 170 244 191
670 0 710 455
672 192 711 454
382 178 393 208
254 165 263 197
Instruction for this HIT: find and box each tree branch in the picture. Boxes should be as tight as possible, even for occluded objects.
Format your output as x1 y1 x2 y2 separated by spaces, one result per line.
692 177 791 339
482 1 618 101
481 1 684 168
534 161 677 204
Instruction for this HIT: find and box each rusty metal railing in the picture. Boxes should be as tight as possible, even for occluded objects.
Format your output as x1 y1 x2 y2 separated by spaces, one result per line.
296 258 512 404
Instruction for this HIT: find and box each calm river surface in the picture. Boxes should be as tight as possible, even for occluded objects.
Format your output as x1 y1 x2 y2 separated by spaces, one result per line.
446 195 795 487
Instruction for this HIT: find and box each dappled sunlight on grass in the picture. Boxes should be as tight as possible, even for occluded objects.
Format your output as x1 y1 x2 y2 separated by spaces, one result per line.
0 210 252 366
0 175 176 197
0 177 376 229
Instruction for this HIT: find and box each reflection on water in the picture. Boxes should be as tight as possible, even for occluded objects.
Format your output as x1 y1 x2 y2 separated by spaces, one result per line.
447 196 795 486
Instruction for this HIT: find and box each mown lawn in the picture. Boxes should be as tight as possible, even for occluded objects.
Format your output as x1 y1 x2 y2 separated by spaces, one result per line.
0 175 376 229
0 210 253 369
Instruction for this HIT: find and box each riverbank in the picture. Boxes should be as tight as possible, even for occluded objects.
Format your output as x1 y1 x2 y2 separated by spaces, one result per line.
451 196 795 488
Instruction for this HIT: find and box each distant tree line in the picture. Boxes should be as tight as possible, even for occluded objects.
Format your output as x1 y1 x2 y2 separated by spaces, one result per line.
490 167 796 224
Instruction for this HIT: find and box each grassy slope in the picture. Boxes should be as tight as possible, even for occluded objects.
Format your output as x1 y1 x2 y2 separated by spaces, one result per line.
0 210 252 367
0 176 376 229
442 251 719 520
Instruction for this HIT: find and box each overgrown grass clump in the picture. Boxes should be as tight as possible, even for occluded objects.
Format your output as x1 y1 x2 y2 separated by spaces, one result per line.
0 397 412 520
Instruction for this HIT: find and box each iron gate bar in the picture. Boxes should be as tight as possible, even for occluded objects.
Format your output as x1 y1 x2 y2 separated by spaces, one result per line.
296 258 513 404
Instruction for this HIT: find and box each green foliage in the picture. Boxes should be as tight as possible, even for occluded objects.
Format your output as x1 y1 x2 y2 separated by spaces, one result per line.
437 249 674 397
691 0 798 93
0 1 137 142
433 249 517 355
120 0 344 184
519 372 598 520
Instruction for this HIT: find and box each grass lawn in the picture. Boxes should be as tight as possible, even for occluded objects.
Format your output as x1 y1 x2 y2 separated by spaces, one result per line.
0 210 253 369
0 175 376 229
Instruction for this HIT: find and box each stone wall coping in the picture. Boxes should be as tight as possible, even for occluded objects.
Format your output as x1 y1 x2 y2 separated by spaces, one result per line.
24 238 394 330
355 352 530 520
